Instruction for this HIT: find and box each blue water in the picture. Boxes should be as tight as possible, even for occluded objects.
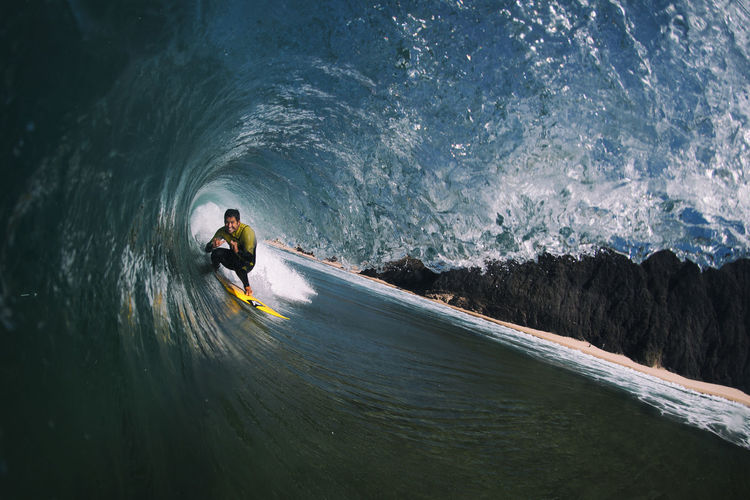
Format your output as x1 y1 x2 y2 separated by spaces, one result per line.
2 0 750 497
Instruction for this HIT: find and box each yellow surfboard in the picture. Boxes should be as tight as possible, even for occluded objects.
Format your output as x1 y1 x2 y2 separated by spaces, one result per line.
215 273 289 320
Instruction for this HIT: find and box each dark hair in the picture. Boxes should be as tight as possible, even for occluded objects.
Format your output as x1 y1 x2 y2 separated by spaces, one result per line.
224 208 240 221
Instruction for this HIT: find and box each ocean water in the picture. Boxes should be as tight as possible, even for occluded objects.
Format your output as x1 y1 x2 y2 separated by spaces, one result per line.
2 0 750 497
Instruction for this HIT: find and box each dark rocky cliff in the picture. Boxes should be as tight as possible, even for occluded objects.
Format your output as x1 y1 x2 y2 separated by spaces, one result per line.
361 249 750 393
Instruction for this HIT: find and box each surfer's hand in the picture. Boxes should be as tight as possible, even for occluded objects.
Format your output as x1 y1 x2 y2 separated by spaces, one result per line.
212 238 223 248
230 240 239 253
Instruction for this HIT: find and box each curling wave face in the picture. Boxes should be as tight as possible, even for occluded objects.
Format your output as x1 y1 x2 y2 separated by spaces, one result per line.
2 0 749 432
2 0 748 401
183 0 750 269
4 1 750 496
30 0 747 282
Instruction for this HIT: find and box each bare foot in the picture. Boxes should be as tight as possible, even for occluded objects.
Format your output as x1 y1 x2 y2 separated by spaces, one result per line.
244 286 253 296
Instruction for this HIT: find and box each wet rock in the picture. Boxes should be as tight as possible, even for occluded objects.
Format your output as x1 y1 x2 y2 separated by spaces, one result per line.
361 249 750 393
361 256 438 295
295 246 314 256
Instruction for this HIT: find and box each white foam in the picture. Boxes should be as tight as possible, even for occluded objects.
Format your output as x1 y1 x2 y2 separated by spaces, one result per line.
253 243 315 304
189 201 225 245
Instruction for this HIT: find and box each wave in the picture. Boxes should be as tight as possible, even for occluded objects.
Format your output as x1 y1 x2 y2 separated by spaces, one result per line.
4 3 750 496
2 0 748 390
36 0 746 276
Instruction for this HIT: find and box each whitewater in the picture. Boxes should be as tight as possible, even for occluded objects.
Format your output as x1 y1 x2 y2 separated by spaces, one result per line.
2 0 750 497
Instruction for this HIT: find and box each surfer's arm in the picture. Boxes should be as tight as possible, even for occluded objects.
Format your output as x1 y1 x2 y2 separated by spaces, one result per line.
228 241 253 262
205 229 225 252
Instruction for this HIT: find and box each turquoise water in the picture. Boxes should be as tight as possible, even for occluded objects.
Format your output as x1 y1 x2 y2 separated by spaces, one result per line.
3 0 750 497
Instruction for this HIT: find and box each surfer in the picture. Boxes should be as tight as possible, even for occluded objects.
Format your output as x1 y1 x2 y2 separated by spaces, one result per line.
205 208 257 296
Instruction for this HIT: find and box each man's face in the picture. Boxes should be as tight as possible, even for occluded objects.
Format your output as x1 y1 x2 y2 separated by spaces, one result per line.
224 216 239 234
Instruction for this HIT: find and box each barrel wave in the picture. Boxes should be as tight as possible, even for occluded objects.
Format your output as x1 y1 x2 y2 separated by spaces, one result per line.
2 0 750 497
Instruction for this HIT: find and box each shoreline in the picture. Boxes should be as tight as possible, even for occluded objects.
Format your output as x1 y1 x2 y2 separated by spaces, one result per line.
266 240 750 408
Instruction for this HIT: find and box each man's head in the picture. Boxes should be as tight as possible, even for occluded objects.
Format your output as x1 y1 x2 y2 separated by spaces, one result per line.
224 208 241 234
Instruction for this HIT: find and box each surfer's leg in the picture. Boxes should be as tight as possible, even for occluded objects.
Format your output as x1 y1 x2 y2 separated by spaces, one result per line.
235 269 250 288
237 256 255 294
213 248 252 293
237 255 255 294
211 248 243 272
210 248 230 270
233 264 252 295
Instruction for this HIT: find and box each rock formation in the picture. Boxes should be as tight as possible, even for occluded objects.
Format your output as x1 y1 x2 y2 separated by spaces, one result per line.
362 250 750 392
